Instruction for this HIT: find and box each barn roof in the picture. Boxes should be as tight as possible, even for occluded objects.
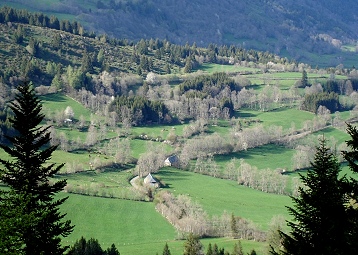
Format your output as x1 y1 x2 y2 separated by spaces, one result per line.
144 173 156 184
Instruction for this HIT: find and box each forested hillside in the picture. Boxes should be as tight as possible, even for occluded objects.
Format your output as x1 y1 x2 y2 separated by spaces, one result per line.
2 4 358 255
1 0 358 66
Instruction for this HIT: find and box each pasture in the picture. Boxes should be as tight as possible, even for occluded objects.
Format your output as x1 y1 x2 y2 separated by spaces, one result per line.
215 144 296 172
198 63 261 74
156 168 291 230
236 107 316 130
41 93 92 121
57 181 275 255
60 193 267 255
1 67 355 255
60 192 178 254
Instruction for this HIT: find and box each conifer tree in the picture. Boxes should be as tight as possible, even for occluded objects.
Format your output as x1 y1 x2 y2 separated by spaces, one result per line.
300 69 308 88
206 243 213 255
162 242 171 255
183 233 203 255
106 243 120 255
0 81 73 254
232 241 243 255
342 123 358 253
274 138 349 255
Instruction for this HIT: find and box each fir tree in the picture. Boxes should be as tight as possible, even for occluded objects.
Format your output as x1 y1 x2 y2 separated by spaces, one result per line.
300 69 308 88
249 250 257 255
232 241 243 255
184 57 193 73
162 242 171 255
230 213 238 238
206 243 213 255
213 243 219 255
183 233 203 255
342 123 358 253
274 138 349 255
106 243 120 255
0 81 73 254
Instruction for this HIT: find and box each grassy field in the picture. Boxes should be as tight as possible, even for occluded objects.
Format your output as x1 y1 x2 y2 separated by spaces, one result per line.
60 191 268 255
197 63 261 74
215 144 296 171
41 93 93 121
60 192 178 254
236 107 316 130
0 68 353 255
58 181 273 255
156 168 291 230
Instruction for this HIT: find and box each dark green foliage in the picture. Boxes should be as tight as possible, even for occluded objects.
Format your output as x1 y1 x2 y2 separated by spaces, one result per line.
0 81 73 254
343 123 358 174
105 244 120 255
162 243 171 255
183 233 202 255
27 37 39 56
230 213 238 238
139 55 151 72
179 72 239 95
207 243 232 255
0 6 88 37
322 79 339 93
81 49 94 73
67 237 120 255
342 123 358 252
301 92 341 113
249 250 257 255
184 57 192 73
206 243 213 255
0 6 296 86
0 109 15 141
111 95 171 125
275 138 350 255
52 33 62 50
297 69 308 88
231 241 243 255
0 190 33 255
164 63 171 74
13 24 25 44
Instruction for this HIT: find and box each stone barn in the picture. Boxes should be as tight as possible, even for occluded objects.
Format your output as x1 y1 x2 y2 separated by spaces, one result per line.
164 155 179 167
143 173 159 187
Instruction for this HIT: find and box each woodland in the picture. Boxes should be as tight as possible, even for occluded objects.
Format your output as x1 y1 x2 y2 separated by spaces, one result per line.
1 4 358 255
2 0 358 66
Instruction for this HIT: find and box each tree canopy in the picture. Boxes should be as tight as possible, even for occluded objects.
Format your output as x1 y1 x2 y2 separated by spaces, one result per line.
273 138 355 255
0 81 73 254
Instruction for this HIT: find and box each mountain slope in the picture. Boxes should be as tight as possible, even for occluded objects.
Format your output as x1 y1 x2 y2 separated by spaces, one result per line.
1 0 358 65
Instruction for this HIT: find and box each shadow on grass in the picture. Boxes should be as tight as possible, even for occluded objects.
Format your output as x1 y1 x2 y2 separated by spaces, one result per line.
157 168 192 183
40 93 67 102
214 144 290 163
269 106 291 113
234 111 257 118
101 163 135 173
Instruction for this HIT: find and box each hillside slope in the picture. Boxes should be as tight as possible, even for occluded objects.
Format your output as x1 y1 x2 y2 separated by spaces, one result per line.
1 0 358 65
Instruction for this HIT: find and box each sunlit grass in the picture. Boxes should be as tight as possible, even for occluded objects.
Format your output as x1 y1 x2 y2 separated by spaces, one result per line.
156 168 291 230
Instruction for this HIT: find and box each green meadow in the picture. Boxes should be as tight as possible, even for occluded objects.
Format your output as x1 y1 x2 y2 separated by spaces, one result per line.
237 107 316 130
156 168 291 230
215 144 296 171
41 93 93 121
60 193 178 254
1 66 355 255
58 174 278 255
198 63 261 74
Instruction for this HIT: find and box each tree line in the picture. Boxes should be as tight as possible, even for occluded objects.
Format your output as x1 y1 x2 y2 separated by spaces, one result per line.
110 95 172 125
271 128 358 254
0 6 89 37
155 191 265 241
